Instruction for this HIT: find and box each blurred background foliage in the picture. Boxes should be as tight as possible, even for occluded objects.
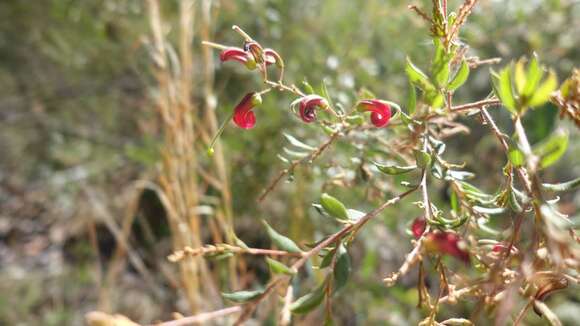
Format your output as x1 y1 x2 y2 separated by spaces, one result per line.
0 0 578 325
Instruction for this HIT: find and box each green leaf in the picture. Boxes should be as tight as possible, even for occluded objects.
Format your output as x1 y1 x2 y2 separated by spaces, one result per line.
507 140 525 167
283 133 315 151
406 83 417 115
333 244 351 292
491 67 517 113
431 39 450 88
448 60 470 91
373 161 417 175
414 150 432 168
533 130 569 169
320 193 349 221
319 248 335 269
523 55 544 98
302 80 315 94
406 57 434 92
450 190 459 214
528 71 557 108
290 285 326 314
222 289 265 303
542 177 580 192
266 257 296 275
473 206 507 215
514 58 527 94
262 220 302 253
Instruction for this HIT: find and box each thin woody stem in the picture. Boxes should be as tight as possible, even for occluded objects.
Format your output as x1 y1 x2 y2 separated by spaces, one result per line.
201 40 229 50
232 25 253 42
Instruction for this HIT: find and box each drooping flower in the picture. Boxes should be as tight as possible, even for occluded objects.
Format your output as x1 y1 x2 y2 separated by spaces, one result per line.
424 231 470 263
220 47 257 70
411 216 427 239
356 99 392 127
233 92 262 129
296 95 329 123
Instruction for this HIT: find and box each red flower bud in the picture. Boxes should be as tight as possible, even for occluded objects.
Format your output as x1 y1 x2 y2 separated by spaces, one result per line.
220 47 256 70
356 99 392 128
233 92 262 129
411 216 427 239
425 232 470 263
298 95 329 123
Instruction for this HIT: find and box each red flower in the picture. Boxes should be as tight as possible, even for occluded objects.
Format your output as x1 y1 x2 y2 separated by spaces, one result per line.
356 99 392 127
298 95 329 123
233 92 262 129
425 231 470 263
411 216 427 239
220 47 257 70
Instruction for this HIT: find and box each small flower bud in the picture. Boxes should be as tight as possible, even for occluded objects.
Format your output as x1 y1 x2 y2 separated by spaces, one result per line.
411 216 426 239
356 99 392 127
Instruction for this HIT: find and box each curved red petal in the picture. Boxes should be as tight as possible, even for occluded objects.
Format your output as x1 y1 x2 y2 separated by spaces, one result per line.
427 232 470 263
220 47 249 64
233 93 258 129
299 95 328 123
357 99 392 128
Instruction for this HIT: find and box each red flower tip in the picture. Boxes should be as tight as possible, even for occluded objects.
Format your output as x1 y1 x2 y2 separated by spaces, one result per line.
411 216 427 239
425 232 470 263
264 48 284 68
220 47 256 70
233 92 262 129
356 99 392 127
298 95 329 123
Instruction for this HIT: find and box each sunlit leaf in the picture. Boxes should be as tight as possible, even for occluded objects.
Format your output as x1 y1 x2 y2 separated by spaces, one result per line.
448 60 470 91
491 67 517 113
523 54 544 98
320 193 349 221
514 58 527 94
414 150 432 168
533 130 569 169
528 70 557 108
406 83 417 115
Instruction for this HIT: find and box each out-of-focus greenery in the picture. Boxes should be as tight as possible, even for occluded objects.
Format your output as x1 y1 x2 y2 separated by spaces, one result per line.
0 0 578 325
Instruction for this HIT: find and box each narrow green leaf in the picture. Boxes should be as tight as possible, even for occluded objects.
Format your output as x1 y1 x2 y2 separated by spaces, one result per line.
414 150 432 168
523 55 544 98
320 193 349 221
450 190 459 214
319 248 335 269
222 289 265 303
290 285 326 314
373 161 417 175
514 58 527 94
283 133 315 151
542 177 580 192
448 60 470 91
266 257 296 275
262 220 302 253
302 80 315 94
406 57 434 91
473 206 507 215
445 170 475 181
333 244 351 292
491 67 517 112
528 71 557 108
507 140 525 167
533 131 569 169
406 83 417 115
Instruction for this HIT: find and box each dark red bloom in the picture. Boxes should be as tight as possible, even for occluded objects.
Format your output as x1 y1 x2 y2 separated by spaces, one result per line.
411 216 427 239
298 95 329 123
356 99 392 127
220 47 257 70
233 92 262 129
425 232 470 263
